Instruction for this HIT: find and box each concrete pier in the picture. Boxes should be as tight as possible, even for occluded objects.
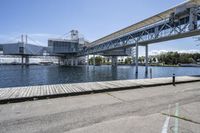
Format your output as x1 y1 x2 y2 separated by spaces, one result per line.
111 56 118 66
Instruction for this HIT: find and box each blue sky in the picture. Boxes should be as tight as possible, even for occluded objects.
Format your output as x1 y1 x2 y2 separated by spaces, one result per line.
0 0 200 55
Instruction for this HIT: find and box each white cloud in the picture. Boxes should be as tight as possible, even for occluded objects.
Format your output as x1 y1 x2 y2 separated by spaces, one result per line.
178 49 200 53
150 49 200 55
28 33 60 38
150 50 168 55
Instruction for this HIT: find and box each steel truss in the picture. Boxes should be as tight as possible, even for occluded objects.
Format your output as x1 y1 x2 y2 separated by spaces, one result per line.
79 7 200 56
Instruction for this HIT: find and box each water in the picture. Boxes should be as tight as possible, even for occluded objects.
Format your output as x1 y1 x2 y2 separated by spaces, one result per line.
0 65 200 88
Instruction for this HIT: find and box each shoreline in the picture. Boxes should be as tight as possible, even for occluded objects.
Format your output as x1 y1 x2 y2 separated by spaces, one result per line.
0 75 200 104
1 64 200 68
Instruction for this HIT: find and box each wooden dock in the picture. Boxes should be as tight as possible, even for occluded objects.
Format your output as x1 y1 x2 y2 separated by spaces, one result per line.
0 76 200 104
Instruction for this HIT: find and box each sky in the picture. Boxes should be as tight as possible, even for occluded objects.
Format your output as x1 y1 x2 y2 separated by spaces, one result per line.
0 0 200 55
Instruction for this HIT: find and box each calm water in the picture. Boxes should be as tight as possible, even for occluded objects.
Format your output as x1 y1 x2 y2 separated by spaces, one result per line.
0 65 200 88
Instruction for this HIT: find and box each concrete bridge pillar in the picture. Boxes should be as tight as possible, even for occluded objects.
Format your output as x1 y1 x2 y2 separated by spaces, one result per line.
21 56 24 65
75 58 78 66
21 55 29 66
66 59 70 66
58 57 65 66
25 56 29 65
70 59 74 66
111 56 118 67
145 44 148 74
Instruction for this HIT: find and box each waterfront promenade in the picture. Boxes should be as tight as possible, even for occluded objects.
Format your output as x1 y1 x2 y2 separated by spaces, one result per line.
0 76 200 104
0 81 200 133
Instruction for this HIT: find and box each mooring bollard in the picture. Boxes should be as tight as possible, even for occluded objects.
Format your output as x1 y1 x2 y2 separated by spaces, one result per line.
150 68 152 79
173 73 175 86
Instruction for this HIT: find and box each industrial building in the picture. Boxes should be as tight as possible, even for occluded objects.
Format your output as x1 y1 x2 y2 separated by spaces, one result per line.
48 30 89 66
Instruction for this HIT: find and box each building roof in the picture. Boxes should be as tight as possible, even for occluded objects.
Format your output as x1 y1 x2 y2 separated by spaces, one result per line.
48 38 79 43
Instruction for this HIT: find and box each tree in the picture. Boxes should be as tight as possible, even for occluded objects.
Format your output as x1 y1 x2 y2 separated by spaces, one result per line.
125 58 132 64
138 56 145 63
152 57 156 63
89 56 102 65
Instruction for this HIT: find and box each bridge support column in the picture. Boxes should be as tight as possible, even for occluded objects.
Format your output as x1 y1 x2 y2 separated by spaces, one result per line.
21 55 29 66
93 54 95 66
74 58 78 66
25 56 29 65
58 57 65 66
135 43 139 74
86 55 89 66
145 44 148 74
21 56 24 65
111 56 118 67
70 59 74 66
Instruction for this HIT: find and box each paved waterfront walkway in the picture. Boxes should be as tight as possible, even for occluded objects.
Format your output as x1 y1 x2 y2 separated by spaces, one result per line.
0 76 200 103
0 82 200 133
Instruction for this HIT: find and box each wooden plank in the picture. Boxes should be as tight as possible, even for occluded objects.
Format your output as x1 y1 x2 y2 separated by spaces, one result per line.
70 84 82 93
46 85 51 95
28 86 34 97
54 85 61 94
60 84 69 93
77 83 90 91
17 87 27 98
71 84 83 92
35 86 40 96
30 86 37 97
12 87 24 98
24 87 32 97
83 82 103 91
6 87 18 99
50 85 56 94
0 88 13 99
3 88 17 99
40 86 44 96
65 84 74 93
48 85 54 95
21 87 29 97
50 85 58 95
61 84 71 93
0 88 10 98
42 86 48 96
9 88 20 98
56 85 65 94
0 89 4 97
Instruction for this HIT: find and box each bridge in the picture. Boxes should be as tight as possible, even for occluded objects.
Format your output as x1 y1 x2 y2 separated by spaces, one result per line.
0 0 200 73
0 35 50 65
79 0 200 74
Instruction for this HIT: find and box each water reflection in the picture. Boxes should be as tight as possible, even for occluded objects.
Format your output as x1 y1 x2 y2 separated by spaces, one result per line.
0 65 200 88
